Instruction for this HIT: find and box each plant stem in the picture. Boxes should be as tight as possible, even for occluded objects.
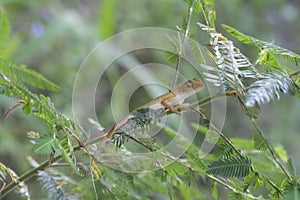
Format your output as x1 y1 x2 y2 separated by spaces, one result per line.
190 104 283 197
251 120 292 180
0 146 81 198
170 6 193 91
206 175 261 199
192 90 237 107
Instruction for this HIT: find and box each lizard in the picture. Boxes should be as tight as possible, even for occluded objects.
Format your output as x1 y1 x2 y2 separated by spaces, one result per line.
86 78 204 145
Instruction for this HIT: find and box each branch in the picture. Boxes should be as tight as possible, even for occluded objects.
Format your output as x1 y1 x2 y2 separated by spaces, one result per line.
251 120 293 181
0 151 63 197
189 106 283 197
170 5 193 91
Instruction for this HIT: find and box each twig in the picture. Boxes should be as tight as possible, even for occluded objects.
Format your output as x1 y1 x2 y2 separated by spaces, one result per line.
289 69 300 78
189 106 283 197
123 133 155 152
170 6 193 91
251 120 293 181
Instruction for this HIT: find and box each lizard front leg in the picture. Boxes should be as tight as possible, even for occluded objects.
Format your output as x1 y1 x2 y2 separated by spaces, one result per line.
161 99 181 114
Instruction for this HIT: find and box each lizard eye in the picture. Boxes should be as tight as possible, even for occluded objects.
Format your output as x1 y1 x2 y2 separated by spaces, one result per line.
186 80 194 87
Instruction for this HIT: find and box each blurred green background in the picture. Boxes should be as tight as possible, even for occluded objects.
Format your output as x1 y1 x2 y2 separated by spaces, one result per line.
0 0 299 199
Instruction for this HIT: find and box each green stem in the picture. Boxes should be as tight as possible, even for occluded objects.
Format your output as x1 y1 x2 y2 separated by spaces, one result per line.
206 175 260 199
191 101 283 196
251 119 292 180
0 146 81 198
170 5 193 91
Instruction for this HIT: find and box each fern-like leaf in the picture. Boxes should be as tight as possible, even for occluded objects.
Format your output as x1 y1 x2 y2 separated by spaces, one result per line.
284 182 300 200
245 71 296 107
59 137 79 175
223 24 300 66
0 75 73 129
0 162 30 199
0 59 60 92
206 156 251 178
33 135 59 155
199 24 258 92
112 108 163 148
253 131 267 151
37 170 77 200
162 125 207 172
192 0 216 28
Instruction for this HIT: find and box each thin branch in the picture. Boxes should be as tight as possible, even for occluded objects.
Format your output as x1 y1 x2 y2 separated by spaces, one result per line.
123 133 155 152
192 90 238 107
289 69 300 78
251 120 293 181
206 174 261 199
189 106 283 196
0 151 63 197
170 6 193 91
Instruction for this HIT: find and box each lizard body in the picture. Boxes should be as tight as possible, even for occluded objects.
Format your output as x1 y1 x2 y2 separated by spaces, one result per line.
88 78 203 143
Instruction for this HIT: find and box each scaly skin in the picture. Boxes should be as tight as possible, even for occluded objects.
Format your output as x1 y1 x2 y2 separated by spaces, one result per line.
87 78 204 143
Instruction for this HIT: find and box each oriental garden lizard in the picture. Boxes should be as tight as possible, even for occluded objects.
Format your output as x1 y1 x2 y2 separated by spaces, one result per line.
87 78 204 145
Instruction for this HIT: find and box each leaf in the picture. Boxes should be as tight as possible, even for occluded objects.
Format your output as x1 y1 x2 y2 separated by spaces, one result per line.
284 182 300 200
59 137 79 174
22 102 32 114
181 170 195 186
222 24 300 66
253 131 267 151
245 71 296 107
0 59 60 92
286 158 297 179
211 182 218 200
206 156 251 178
231 138 255 151
228 192 245 200
162 125 206 172
0 6 10 56
0 162 30 199
198 0 216 28
243 102 261 119
199 25 258 93
37 170 77 200
91 158 101 180
213 142 234 159
166 178 173 200
33 135 58 155
165 51 179 64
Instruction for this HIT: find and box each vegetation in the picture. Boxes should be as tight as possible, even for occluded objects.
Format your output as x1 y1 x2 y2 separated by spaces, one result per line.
0 0 300 199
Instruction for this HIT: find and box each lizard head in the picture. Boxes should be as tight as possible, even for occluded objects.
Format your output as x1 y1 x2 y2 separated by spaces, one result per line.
186 78 203 92
180 78 204 94
172 78 204 104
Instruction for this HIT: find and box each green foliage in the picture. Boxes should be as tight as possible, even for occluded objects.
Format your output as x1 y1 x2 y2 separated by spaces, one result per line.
37 170 77 200
1 1 300 199
187 0 216 28
253 131 268 151
199 23 258 93
222 24 300 67
245 71 296 107
284 182 300 200
0 162 30 199
0 6 10 56
206 156 251 178
112 108 163 148
162 125 206 172
58 136 79 174
0 59 60 92
33 135 58 155
211 182 218 199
